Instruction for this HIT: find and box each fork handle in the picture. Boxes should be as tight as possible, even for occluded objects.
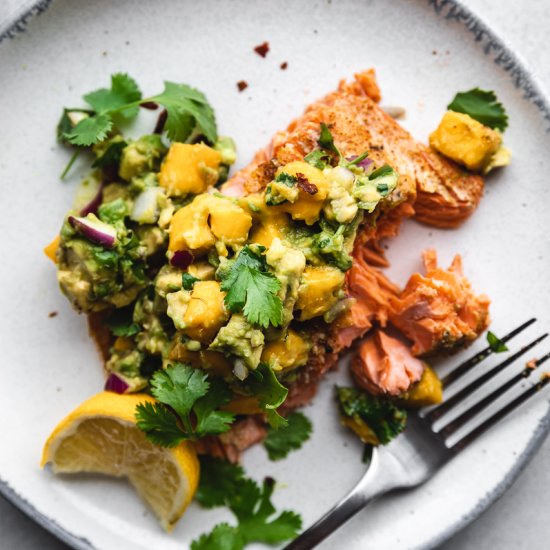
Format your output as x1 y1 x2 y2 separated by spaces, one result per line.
284 449 391 550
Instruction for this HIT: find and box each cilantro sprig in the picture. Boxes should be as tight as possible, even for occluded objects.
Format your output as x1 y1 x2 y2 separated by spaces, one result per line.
220 246 283 329
193 457 302 550
448 88 508 131
57 73 218 178
61 73 217 146
486 331 509 353
264 411 312 460
135 363 235 447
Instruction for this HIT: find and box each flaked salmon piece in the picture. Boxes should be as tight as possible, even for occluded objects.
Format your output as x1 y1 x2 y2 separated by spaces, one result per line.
331 245 401 353
352 330 425 396
389 249 490 356
195 416 268 463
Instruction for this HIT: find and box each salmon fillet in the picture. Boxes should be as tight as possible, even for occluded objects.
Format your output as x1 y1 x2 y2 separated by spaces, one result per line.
209 71 489 460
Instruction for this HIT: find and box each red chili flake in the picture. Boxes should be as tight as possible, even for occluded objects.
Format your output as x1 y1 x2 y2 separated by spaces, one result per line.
237 80 248 92
254 41 270 58
280 61 288 70
48 311 58 318
295 172 318 195
526 358 538 370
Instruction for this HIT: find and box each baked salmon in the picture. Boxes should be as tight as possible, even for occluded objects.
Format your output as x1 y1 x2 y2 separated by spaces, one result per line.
203 71 490 459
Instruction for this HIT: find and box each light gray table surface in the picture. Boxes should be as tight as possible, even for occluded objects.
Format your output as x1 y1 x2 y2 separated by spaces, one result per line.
1 0 549 549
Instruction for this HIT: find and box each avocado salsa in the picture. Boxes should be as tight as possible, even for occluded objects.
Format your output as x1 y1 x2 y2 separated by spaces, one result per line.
51 117 398 407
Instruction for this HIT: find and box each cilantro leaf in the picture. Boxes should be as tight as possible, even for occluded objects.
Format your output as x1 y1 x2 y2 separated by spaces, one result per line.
182 272 200 290
191 523 244 550
318 122 341 157
264 411 312 460
59 74 217 156
150 364 209 421
304 148 332 170
64 114 113 146
134 401 186 447
196 457 245 508
244 508 302 545
336 386 407 445
220 246 283 329
448 88 508 131
57 108 94 144
84 73 142 119
237 478 301 545
192 474 301 549
148 81 217 144
247 364 288 428
193 378 235 437
487 331 509 353
105 305 140 337
135 363 235 446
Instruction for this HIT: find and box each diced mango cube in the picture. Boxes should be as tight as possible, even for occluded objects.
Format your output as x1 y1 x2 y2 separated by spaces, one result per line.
208 197 252 246
429 111 502 171
182 281 228 342
296 266 345 321
261 329 310 371
169 195 215 252
44 235 60 263
249 214 290 248
159 143 222 196
275 161 329 225
398 365 443 407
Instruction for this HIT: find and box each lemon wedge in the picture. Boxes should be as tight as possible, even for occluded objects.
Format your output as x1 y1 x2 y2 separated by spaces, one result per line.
41 392 200 531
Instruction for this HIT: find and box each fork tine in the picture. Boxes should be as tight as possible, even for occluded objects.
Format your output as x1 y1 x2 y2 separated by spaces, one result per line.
441 318 537 388
426 333 548 423
439 351 550 437
451 375 550 452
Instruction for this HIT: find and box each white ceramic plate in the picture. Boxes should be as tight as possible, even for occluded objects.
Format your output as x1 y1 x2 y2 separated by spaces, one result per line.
1 1 550 548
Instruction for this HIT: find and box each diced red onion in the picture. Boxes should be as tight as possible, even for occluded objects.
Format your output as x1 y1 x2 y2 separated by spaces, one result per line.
80 184 104 216
170 250 193 269
73 175 103 215
105 373 129 394
68 215 117 248
347 155 373 171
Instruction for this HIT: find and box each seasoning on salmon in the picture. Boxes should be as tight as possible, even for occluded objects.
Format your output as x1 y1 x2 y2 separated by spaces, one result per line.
352 330 425 396
389 249 490 356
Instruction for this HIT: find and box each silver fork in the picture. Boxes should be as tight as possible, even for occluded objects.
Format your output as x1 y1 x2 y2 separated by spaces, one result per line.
285 319 550 550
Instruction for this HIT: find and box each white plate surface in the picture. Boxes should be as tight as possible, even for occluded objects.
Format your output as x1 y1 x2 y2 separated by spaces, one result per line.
1 1 550 549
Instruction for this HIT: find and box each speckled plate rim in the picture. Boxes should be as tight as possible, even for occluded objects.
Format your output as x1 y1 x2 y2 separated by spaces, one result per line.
1 1 550 549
